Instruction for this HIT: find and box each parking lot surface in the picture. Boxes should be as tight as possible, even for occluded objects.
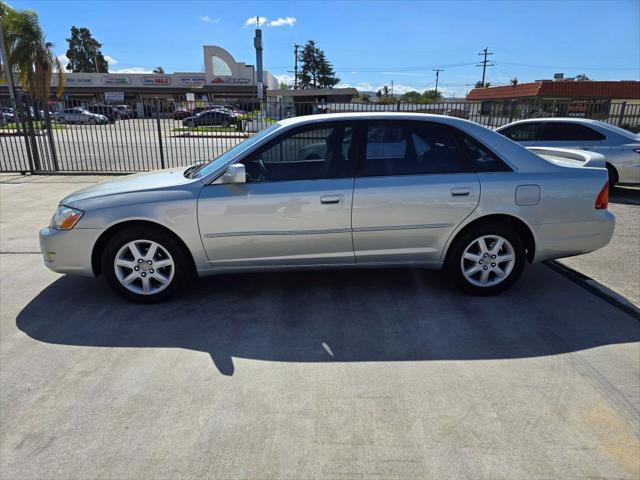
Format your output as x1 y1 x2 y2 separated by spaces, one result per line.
1 176 639 479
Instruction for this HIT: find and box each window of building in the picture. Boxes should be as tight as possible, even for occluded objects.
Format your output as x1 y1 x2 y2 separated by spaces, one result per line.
362 122 464 176
212 56 232 76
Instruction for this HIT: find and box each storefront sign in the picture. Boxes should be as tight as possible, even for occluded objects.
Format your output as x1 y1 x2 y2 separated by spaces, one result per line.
66 77 94 85
178 77 206 87
105 91 125 102
102 76 131 85
211 77 251 84
142 76 171 86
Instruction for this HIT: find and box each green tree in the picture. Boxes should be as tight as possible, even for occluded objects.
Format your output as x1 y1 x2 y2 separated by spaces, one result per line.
298 40 339 89
1 2 65 101
421 89 442 103
65 26 109 73
375 85 395 104
575 73 591 81
475 80 491 88
400 90 422 103
152 66 165 74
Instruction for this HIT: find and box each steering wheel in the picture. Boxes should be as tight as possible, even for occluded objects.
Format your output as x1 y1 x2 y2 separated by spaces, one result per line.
247 158 269 182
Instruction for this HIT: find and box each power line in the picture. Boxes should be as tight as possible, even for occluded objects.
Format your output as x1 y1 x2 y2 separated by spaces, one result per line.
476 47 495 87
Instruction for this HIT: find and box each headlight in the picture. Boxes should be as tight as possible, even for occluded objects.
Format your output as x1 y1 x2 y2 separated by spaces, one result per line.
51 205 84 230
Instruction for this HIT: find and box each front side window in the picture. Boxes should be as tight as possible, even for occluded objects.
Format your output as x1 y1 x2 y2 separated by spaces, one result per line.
540 123 606 141
362 122 463 176
242 124 354 182
500 123 541 141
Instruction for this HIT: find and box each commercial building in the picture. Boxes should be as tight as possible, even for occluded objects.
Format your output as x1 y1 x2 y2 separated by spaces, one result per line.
1 45 278 109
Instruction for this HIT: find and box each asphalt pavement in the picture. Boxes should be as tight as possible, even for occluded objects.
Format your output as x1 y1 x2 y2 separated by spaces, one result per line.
1 176 638 479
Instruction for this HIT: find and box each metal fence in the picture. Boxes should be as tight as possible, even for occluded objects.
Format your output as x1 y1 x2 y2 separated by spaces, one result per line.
1 97 639 174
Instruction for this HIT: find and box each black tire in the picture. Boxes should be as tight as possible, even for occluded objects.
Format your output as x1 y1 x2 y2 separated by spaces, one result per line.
445 222 526 296
606 163 618 192
101 226 192 303
221 119 230 128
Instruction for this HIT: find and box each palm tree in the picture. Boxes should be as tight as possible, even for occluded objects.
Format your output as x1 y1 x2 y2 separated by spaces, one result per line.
1 4 65 103
153 66 165 74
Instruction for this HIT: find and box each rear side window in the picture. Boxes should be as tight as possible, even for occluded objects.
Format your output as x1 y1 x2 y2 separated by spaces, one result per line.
540 123 606 141
460 135 512 172
500 123 541 141
362 122 464 176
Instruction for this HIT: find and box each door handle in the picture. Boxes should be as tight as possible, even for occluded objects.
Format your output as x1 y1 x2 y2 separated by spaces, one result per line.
451 188 471 197
320 195 344 205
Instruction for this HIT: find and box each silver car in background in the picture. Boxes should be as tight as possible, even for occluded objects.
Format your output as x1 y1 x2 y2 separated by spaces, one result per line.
39 113 614 302
496 118 640 187
54 108 108 125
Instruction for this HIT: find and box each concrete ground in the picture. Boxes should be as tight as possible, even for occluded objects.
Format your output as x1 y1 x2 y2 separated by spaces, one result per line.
560 185 640 306
1 176 639 479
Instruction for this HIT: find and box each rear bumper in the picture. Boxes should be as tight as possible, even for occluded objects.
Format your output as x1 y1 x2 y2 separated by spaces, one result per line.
39 227 102 277
532 211 615 263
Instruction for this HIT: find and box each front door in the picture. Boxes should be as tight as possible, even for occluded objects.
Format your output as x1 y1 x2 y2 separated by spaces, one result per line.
352 121 480 264
197 122 357 268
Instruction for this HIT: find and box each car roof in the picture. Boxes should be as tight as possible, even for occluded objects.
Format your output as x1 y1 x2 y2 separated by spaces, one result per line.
277 111 476 128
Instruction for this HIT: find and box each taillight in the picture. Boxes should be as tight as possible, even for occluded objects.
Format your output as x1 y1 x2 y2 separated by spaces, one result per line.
595 182 609 209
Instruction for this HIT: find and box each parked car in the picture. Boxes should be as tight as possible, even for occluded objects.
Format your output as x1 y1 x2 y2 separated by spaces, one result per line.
40 112 614 302
54 108 109 125
2 107 15 122
173 109 192 120
496 118 640 187
85 105 120 123
182 110 235 128
113 104 135 119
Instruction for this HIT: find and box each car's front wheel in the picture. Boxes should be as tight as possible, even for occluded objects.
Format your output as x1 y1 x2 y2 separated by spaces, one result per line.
102 227 192 302
446 223 526 295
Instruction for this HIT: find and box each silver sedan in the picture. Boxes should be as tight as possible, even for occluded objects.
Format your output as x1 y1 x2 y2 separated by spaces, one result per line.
40 113 614 302
496 118 640 187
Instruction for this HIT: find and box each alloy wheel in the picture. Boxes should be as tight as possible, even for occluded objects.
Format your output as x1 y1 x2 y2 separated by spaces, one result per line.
460 235 515 287
114 240 175 295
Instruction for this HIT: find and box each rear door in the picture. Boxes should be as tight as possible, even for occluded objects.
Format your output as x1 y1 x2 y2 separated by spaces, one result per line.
352 121 480 264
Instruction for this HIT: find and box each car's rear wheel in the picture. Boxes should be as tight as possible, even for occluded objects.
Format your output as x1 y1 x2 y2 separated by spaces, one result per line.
606 163 618 192
221 119 230 128
446 223 526 295
101 227 191 303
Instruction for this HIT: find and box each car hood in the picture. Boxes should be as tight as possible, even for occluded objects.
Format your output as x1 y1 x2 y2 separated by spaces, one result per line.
61 167 195 205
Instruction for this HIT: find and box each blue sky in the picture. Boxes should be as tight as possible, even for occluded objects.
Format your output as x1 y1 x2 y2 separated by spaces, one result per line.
9 0 640 96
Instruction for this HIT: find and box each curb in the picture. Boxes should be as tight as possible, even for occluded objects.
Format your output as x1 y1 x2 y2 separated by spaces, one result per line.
544 260 640 320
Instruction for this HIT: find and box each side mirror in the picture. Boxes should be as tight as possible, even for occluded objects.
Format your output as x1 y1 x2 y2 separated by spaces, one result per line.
220 163 246 184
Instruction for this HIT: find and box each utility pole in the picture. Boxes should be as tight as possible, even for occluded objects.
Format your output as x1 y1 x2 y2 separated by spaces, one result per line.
476 47 494 87
293 43 301 89
390 80 394 97
433 68 444 97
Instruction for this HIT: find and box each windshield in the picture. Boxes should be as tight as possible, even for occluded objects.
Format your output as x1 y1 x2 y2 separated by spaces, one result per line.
191 123 281 179
597 122 640 140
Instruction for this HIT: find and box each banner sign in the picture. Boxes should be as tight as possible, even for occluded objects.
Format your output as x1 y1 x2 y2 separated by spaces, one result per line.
102 76 131 85
178 77 206 87
142 76 171 86
105 91 125 102
211 77 251 84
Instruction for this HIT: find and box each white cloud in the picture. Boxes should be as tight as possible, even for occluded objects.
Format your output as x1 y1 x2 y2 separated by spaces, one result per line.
269 16 296 27
104 55 118 65
274 74 295 85
200 15 220 23
245 16 267 27
110 67 154 74
56 54 69 71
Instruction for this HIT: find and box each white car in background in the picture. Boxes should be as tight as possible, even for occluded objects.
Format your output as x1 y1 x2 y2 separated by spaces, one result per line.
54 108 108 125
496 118 640 188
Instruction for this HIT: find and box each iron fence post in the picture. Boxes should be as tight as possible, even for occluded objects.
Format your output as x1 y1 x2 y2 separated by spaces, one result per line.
617 102 627 127
20 96 41 172
155 98 166 169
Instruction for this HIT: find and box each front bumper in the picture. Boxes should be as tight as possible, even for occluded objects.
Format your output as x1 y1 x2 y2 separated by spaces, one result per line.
39 227 103 277
532 210 615 263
